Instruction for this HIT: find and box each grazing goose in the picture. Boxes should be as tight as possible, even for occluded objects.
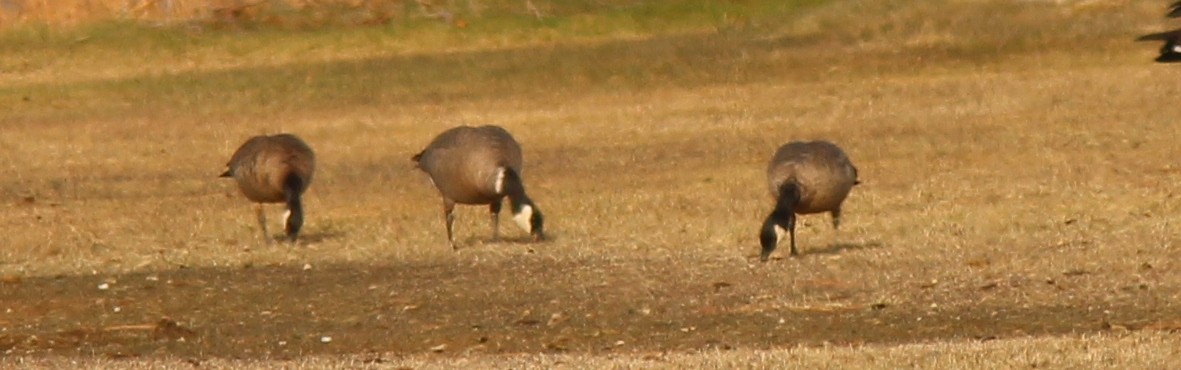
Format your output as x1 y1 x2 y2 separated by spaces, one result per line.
1138 30 1181 62
220 133 316 243
759 141 859 261
412 125 544 249
1138 1 1181 62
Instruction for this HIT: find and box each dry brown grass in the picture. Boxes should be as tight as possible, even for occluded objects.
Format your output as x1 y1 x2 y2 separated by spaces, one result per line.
4 333 1181 369
2 0 1181 367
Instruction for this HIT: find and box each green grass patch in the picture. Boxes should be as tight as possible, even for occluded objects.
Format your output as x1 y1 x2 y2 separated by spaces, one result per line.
0 0 1155 128
0 0 828 50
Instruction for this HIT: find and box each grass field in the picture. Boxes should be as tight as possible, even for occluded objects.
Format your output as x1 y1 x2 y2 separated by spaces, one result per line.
3 0 1181 368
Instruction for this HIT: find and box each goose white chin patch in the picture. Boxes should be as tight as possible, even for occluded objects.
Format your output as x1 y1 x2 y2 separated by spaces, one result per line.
774 225 788 243
494 168 507 194
283 209 292 225
513 205 534 233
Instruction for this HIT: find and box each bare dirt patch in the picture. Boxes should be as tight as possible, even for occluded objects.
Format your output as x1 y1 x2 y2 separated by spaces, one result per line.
3 255 1179 359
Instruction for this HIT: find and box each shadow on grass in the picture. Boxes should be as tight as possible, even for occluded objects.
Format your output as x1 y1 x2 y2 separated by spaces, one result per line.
291 229 347 244
808 240 884 256
459 234 549 249
253 231 345 245
755 240 884 262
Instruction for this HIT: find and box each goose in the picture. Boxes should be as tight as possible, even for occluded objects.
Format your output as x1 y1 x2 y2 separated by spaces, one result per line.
220 133 315 243
1137 1 1181 62
1138 30 1181 62
413 125 544 249
759 140 859 261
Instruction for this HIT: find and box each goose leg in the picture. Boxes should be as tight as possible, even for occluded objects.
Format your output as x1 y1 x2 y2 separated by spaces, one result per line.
831 208 842 231
256 203 272 245
489 199 503 242
788 214 799 256
443 199 457 250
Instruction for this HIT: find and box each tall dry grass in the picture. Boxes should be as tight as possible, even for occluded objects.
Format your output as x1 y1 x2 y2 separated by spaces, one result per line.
0 0 740 29
0 0 437 24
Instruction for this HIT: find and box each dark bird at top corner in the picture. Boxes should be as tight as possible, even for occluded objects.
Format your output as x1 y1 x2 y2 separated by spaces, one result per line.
1137 30 1181 63
1137 2 1181 63
1168 0 1181 18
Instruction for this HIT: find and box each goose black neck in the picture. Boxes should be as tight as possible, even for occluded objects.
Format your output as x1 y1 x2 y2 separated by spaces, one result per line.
501 168 533 212
501 168 544 239
283 174 305 241
1159 41 1181 63
773 181 801 218
759 181 799 261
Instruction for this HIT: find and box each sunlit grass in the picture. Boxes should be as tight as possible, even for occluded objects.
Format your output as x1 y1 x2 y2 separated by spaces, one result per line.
1 0 1180 367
